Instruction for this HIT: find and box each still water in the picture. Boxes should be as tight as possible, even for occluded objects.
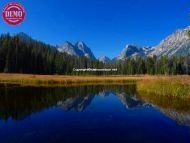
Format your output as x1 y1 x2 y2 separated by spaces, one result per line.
0 84 190 143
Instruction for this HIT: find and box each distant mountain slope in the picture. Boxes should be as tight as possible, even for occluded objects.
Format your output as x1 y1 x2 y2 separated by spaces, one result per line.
149 26 190 57
16 26 190 62
116 44 152 60
58 41 96 60
98 56 111 63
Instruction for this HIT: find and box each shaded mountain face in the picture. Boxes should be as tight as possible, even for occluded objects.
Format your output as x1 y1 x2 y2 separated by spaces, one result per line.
98 56 111 63
116 45 152 60
149 26 190 57
58 41 96 60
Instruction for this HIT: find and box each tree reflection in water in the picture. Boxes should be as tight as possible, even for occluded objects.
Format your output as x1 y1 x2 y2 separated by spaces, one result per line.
0 84 190 127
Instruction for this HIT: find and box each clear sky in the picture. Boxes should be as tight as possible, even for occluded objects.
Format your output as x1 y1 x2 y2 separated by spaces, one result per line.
0 0 190 58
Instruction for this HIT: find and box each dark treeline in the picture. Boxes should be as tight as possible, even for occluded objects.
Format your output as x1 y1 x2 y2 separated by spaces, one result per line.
0 34 105 75
0 33 190 75
116 56 190 75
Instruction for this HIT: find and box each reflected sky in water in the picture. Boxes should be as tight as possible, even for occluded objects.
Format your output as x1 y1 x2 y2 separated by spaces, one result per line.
0 84 189 143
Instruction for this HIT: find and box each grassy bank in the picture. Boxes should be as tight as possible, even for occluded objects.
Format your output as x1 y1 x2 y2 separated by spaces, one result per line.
136 76 190 97
0 73 142 86
0 73 190 97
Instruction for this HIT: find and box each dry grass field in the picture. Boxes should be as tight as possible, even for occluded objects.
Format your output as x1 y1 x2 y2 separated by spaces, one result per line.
0 73 190 96
0 73 189 85
0 73 142 86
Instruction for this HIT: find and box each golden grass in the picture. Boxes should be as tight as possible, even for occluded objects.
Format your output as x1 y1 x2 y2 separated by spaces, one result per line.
0 73 142 86
136 76 190 97
0 73 190 84
0 73 190 97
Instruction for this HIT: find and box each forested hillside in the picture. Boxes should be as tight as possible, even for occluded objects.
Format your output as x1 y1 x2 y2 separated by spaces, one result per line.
0 33 190 75
0 34 104 75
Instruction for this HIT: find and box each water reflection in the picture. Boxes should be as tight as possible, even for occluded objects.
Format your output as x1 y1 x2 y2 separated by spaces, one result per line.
0 84 190 143
0 84 136 120
138 92 190 127
0 84 190 126
57 93 94 112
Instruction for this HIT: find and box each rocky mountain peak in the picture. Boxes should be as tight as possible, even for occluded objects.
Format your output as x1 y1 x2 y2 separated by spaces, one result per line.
58 41 96 60
149 26 190 57
99 56 111 63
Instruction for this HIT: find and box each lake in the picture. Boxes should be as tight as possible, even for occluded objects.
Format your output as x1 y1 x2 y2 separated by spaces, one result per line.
0 84 190 143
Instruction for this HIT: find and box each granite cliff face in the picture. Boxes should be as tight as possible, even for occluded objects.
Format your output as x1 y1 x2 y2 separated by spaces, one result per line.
98 56 111 63
57 26 190 61
116 44 152 60
149 26 190 57
58 41 96 60
117 26 190 60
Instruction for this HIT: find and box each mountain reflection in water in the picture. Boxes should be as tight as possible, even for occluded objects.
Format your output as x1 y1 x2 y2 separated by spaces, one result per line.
0 84 189 126
0 85 135 119
0 84 190 143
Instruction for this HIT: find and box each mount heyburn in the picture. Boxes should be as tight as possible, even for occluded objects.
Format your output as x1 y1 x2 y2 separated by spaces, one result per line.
58 41 96 60
13 25 190 61
57 26 190 61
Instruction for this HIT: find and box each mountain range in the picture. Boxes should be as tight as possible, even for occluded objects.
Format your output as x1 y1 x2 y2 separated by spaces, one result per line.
116 45 152 60
57 26 190 62
148 26 190 57
98 56 111 63
58 41 96 60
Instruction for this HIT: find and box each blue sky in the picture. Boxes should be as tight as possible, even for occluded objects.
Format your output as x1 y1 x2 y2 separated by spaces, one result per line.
0 0 190 58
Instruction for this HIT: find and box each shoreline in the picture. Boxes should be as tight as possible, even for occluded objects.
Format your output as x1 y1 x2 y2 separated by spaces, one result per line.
0 73 141 86
0 73 189 97
0 73 189 85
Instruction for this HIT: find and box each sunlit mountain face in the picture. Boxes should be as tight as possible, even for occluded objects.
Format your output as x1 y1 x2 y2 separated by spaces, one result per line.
58 41 96 60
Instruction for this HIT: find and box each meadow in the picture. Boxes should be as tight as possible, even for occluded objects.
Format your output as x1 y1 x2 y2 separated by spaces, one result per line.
0 73 190 97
